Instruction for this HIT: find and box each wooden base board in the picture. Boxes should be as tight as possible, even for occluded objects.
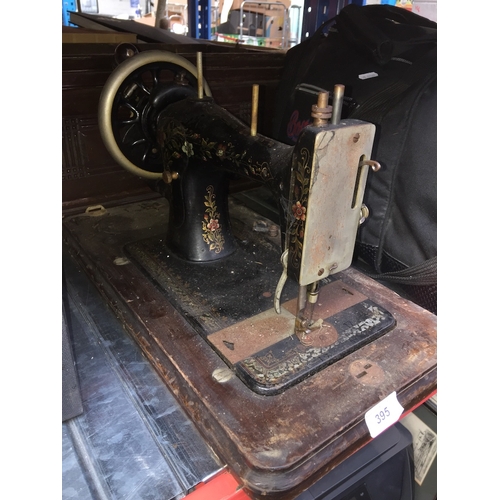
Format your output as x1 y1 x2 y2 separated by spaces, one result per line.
62 197 437 499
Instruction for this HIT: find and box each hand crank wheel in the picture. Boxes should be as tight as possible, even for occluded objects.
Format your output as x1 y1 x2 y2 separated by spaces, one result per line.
98 50 212 179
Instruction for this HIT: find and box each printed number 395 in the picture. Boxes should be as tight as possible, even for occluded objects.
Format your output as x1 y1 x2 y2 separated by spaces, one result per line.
365 392 403 438
374 407 390 424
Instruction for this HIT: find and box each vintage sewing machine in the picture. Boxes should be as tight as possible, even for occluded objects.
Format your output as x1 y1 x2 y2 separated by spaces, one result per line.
62 48 436 499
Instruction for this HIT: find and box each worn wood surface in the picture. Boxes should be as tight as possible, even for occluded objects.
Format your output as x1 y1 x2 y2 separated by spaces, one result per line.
62 197 437 499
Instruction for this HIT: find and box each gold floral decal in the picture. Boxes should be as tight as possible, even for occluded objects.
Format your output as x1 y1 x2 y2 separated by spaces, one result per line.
202 185 225 254
289 147 311 271
182 141 194 157
292 201 306 221
158 120 189 171
157 119 274 184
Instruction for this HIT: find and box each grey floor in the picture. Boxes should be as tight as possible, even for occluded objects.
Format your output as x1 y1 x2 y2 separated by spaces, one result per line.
62 249 222 500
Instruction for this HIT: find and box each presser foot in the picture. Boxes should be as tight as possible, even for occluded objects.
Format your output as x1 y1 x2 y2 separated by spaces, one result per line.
295 317 324 346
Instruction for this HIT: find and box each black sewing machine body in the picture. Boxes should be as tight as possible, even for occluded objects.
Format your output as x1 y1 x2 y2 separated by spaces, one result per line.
62 47 437 499
155 96 293 261
97 62 397 393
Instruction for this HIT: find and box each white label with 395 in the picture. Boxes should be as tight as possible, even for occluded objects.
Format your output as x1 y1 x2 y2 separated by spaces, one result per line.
365 391 404 438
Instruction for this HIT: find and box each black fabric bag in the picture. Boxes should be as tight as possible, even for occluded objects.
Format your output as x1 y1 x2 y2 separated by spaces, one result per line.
272 4 437 314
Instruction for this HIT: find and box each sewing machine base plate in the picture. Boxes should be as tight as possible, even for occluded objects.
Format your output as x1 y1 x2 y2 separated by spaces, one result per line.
125 232 396 395
62 197 437 499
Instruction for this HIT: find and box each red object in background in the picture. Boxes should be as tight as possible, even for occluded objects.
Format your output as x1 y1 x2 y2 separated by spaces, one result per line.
401 389 437 419
185 470 251 500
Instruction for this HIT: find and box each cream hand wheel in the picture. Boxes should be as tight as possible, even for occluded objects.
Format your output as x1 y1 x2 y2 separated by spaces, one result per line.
98 50 212 179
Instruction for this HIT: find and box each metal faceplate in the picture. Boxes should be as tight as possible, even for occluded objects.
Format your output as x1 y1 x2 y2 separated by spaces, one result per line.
287 119 376 286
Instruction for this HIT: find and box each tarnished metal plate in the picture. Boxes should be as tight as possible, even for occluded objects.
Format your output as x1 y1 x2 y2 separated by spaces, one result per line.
208 308 297 365
234 294 394 394
287 120 376 286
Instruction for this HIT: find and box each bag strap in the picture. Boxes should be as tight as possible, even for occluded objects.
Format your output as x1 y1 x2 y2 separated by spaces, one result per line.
272 16 337 139
365 256 437 286
290 17 336 78
310 16 337 40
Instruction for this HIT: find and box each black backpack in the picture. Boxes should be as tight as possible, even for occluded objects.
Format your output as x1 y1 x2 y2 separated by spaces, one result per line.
272 5 437 314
